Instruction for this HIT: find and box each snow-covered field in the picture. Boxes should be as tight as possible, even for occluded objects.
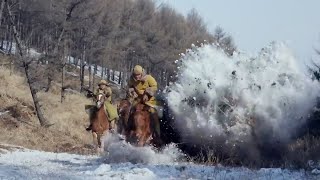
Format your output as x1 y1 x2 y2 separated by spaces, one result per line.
0 143 319 180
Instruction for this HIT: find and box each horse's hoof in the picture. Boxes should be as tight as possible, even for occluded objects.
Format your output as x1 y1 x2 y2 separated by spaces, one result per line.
109 129 115 134
118 134 126 140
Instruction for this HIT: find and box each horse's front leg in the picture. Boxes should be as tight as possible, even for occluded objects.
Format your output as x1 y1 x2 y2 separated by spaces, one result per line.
127 130 136 144
92 132 100 154
99 130 109 154
136 129 145 147
145 132 153 145
138 135 146 147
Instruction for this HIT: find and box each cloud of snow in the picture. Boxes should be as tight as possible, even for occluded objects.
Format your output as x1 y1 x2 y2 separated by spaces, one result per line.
165 42 320 151
102 134 185 165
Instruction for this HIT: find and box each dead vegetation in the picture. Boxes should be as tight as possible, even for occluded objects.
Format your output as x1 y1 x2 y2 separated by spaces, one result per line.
182 132 320 169
0 58 97 155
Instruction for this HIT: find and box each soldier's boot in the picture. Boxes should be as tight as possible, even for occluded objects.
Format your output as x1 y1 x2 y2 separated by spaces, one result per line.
109 120 116 134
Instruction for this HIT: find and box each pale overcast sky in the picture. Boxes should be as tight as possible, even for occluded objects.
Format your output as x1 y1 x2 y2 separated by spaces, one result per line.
162 0 320 64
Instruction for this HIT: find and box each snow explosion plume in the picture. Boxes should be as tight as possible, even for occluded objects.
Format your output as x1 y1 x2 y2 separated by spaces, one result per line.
166 42 320 153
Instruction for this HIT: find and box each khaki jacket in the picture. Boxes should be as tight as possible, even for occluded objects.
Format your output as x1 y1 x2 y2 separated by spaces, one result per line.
94 86 112 102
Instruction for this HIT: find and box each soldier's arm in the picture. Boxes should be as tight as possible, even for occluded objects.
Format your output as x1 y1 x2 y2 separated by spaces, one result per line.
127 77 134 93
93 89 99 100
145 75 157 96
128 76 135 88
93 89 99 96
105 87 112 97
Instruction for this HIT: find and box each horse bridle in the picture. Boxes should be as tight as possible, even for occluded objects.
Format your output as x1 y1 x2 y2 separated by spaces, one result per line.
96 93 105 109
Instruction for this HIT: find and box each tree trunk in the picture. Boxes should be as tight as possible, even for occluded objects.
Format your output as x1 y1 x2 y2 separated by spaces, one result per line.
79 54 83 83
6 0 48 126
61 40 67 103
1 37 3 49
45 26 65 92
80 64 85 92
112 69 115 81
8 29 13 54
0 0 5 26
100 60 104 78
92 64 97 91
100 65 103 78
107 68 110 81
80 44 86 92
88 60 92 90
121 71 127 89
61 64 65 103
118 71 122 85
166 72 170 86
9 58 13 75
5 25 9 51
7 26 12 53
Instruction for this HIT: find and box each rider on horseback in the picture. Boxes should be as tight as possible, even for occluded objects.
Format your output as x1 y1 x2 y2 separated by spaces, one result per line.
86 79 119 132
127 65 161 140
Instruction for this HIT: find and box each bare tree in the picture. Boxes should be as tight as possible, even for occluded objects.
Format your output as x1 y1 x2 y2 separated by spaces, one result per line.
45 0 88 92
5 0 48 126
214 26 236 56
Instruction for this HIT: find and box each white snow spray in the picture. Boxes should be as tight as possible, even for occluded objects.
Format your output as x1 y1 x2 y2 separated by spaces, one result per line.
102 134 185 165
165 42 320 154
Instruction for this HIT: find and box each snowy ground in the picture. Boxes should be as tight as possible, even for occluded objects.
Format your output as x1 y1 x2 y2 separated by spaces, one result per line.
0 144 319 180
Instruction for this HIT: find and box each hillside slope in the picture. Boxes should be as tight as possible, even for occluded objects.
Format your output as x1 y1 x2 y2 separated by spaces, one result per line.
0 56 98 154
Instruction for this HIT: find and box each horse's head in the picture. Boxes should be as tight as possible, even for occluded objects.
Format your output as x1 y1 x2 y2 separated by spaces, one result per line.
117 99 131 115
95 93 106 109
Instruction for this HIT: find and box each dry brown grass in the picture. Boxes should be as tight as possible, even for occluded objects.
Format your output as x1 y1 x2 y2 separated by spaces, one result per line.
285 134 320 169
0 67 33 105
0 59 96 154
38 91 92 143
184 134 320 169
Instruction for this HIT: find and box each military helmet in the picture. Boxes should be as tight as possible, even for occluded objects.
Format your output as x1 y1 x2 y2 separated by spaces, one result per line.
98 79 109 86
133 65 144 74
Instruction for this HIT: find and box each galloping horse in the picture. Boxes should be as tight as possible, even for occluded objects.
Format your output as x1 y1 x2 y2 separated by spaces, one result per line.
117 98 153 147
86 93 110 154
117 99 131 137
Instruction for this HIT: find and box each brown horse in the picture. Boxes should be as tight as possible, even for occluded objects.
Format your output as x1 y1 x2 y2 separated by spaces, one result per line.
117 98 154 147
117 99 132 138
131 103 153 146
86 93 110 154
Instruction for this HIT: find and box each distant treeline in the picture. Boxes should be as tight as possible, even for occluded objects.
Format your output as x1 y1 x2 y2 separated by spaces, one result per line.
0 0 236 90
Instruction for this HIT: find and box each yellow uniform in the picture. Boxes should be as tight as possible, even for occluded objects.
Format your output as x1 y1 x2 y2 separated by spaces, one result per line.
94 85 118 122
127 74 158 108
127 65 161 139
